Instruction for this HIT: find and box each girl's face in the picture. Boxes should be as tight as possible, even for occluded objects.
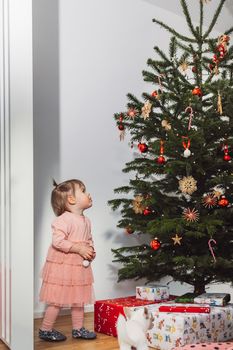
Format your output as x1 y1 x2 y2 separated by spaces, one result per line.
74 185 92 210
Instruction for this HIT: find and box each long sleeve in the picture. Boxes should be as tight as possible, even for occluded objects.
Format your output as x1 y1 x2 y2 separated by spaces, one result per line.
51 217 73 253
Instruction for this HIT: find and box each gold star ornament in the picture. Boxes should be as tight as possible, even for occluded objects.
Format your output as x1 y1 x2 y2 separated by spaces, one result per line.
172 234 183 245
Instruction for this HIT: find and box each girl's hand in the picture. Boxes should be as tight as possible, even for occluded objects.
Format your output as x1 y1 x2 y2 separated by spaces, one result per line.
70 243 94 260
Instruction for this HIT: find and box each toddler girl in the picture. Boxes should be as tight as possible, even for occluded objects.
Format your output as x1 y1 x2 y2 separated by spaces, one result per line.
38 179 96 342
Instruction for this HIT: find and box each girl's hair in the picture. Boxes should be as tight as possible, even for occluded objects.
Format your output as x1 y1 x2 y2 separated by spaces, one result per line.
51 179 85 216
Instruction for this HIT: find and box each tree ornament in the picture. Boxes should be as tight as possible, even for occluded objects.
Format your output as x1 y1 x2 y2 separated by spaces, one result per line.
143 207 152 216
127 108 138 119
179 60 189 73
223 144 231 161
161 119 171 131
216 35 230 59
117 115 125 140
192 86 202 97
179 176 197 195
141 100 152 120
125 226 134 234
151 90 160 99
217 91 223 115
218 195 229 207
212 186 224 199
150 238 161 250
132 195 146 214
192 66 197 73
182 137 191 158
202 193 217 208
156 140 166 164
138 142 148 153
208 238 217 263
183 208 199 222
185 106 194 131
172 234 182 245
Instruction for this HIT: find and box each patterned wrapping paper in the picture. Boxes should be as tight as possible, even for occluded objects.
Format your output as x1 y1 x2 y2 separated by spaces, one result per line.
94 295 176 337
194 293 231 306
147 304 233 350
136 285 170 301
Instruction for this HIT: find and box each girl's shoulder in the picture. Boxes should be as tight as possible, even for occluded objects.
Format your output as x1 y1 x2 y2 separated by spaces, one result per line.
52 211 73 226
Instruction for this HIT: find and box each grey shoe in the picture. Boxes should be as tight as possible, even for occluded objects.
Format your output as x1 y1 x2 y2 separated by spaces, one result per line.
39 329 67 342
72 327 96 339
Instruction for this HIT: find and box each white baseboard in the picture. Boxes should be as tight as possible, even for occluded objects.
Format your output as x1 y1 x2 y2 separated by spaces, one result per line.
34 304 94 319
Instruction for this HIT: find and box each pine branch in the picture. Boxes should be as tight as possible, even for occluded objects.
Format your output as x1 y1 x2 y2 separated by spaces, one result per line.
203 0 226 39
180 0 199 40
152 19 197 43
199 0 204 37
224 26 233 36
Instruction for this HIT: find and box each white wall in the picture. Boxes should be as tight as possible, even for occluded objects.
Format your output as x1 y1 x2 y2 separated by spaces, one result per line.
34 0 233 316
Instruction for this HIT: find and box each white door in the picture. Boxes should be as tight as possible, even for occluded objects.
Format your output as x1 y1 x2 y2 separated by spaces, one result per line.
0 0 33 349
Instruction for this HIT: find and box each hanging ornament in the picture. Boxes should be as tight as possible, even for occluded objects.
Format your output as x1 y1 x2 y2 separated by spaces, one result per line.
132 195 146 214
218 195 229 207
182 137 191 158
151 90 160 99
192 86 202 97
179 60 189 73
138 142 148 153
127 108 138 119
222 143 231 161
172 234 183 245
216 35 230 60
117 115 125 141
161 119 171 131
125 226 134 234
183 208 199 222
212 186 224 199
143 207 153 216
179 176 197 195
202 193 217 208
141 100 152 120
156 140 166 165
192 66 197 73
208 238 217 263
150 238 161 251
217 91 223 115
185 106 194 131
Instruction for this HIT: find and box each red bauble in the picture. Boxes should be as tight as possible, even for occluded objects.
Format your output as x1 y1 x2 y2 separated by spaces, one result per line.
151 90 158 98
138 142 148 153
125 226 134 234
192 86 202 97
157 155 166 164
218 196 229 207
223 153 231 161
150 238 161 251
118 123 124 131
192 66 197 73
143 207 152 216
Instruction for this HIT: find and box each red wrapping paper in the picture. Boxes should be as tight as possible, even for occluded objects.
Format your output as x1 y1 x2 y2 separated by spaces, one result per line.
94 295 176 337
159 303 210 313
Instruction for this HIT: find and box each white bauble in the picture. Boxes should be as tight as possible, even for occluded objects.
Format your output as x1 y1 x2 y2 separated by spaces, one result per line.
184 149 191 158
82 260 90 267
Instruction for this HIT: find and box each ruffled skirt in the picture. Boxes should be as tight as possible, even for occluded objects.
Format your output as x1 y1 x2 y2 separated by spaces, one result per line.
39 260 95 307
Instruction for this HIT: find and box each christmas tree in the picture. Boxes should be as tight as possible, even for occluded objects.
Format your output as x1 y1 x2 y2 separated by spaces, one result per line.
108 0 233 294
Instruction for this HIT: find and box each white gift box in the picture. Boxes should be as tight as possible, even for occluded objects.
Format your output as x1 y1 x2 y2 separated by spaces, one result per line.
146 303 233 350
136 285 169 301
194 293 230 306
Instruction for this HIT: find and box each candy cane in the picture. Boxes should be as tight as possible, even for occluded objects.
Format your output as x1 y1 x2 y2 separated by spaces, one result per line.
208 238 217 262
185 106 194 131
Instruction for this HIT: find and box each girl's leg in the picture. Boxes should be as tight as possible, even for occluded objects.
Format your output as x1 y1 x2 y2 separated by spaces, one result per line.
41 305 60 331
71 306 84 329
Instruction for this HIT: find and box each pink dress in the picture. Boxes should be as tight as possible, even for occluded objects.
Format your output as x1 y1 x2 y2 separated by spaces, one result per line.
39 211 95 307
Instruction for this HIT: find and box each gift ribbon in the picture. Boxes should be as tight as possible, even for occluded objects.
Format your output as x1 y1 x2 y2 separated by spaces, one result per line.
208 238 217 262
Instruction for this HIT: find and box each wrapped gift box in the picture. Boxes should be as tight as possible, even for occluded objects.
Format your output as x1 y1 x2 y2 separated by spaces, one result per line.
159 303 210 313
175 293 198 304
94 295 175 337
147 303 233 350
194 293 231 306
136 285 169 301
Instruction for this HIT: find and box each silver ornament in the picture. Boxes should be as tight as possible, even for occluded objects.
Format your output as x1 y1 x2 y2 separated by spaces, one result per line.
184 149 191 158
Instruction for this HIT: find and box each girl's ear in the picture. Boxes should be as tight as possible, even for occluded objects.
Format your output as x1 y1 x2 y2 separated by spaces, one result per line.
67 195 76 205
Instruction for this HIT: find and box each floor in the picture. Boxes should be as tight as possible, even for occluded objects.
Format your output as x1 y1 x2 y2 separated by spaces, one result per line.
34 312 119 350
